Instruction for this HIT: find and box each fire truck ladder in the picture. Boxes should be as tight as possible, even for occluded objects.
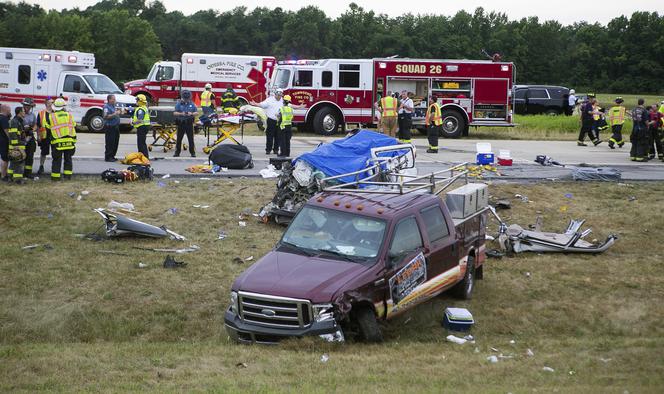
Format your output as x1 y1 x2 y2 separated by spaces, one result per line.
321 160 470 196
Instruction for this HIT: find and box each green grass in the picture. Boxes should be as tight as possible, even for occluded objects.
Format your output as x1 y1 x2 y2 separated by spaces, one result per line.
2 177 662 392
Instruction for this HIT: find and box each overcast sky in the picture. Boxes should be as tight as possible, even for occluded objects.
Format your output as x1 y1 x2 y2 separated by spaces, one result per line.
27 0 664 25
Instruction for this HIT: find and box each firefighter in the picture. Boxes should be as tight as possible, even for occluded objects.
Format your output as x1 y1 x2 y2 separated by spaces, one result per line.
425 96 443 153
276 95 294 158
132 94 151 159
578 94 601 146
647 104 663 160
200 83 216 117
629 98 648 162
607 97 626 149
46 98 77 180
398 90 414 144
8 106 26 184
21 98 37 178
592 101 609 139
36 97 54 175
0 105 10 181
379 90 398 137
173 89 197 157
222 84 238 113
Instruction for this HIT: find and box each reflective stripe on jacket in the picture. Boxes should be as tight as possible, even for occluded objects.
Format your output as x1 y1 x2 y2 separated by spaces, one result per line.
279 106 293 129
381 96 397 117
48 111 77 150
132 105 150 127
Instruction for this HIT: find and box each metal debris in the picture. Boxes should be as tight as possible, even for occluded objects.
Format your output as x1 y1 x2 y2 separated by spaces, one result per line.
94 209 186 240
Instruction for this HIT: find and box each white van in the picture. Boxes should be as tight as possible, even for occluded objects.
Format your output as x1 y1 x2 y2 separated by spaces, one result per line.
0 47 136 132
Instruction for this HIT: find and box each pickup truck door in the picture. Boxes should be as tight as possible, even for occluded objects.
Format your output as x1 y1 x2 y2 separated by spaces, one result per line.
418 204 459 278
384 216 428 318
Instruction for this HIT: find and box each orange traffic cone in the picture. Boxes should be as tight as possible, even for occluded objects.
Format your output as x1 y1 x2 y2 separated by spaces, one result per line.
193 92 201 107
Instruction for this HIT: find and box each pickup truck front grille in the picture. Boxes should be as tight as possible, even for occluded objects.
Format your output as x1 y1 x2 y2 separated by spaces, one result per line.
238 291 312 329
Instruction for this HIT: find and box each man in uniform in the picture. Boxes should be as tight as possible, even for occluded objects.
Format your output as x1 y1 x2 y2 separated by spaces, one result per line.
647 104 663 160
132 94 151 159
607 97 626 149
0 105 11 181
21 98 37 178
397 90 414 144
425 96 443 153
251 89 284 155
200 83 216 117
578 94 602 146
103 94 122 162
8 106 27 184
629 98 649 162
36 97 54 175
222 84 238 113
276 95 294 158
173 90 197 157
46 98 77 180
379 90 398 137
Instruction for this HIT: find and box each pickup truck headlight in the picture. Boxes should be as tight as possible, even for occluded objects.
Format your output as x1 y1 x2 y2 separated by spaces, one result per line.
312 304 334 322
230 291 239 314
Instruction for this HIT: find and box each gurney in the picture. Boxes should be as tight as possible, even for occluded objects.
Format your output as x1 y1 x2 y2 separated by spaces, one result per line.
200 109 261 154
148 122 184 153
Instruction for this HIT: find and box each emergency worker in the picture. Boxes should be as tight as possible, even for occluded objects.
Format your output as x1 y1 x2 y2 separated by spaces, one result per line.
647 104 663 160
21 98 37 178
132 94 151 159
46 98 77 180
36 97 54 175
200 83 216 117
629 98 649 162
103 94 122 162
379 90 398 137
222 84 238 113
0 105 10 181
8 106 26 184
251 89 283 155
425 96 443 153
398 90 414 144
173 89 197 157
607 97 626 149
276 95 294 158
578 94 601 146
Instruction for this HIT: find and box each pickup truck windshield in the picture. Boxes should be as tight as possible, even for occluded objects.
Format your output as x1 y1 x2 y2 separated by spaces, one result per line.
281 206 386 263
83 74 123 94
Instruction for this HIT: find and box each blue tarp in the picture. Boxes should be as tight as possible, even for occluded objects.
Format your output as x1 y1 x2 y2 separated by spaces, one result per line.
295 130 399 184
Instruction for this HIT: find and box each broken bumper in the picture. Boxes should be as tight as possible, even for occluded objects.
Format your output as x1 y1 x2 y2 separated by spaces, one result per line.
224 308 340 344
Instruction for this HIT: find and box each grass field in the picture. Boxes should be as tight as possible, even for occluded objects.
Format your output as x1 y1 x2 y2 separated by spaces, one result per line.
1 178 663 392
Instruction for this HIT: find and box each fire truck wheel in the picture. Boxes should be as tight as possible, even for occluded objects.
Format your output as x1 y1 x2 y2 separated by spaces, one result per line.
440 110 466 139
354 306 384 343
86 110 105 133
451 254 475 300
313 107 340 136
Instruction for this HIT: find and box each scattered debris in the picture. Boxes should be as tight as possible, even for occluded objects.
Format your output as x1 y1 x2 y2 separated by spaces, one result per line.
486 249 504 259
93 209 186 240
232 257 244 264
535 155 564 167
487 355 499 363
490 347 500 352
236 362 248 368
494 199 511 210
163 255 187 268
134 245 200 254
107 201 135 212
564 193 573 199
319 330 345 342
99 250 130 256
443 307 474 332
161 174 171 179
217 230 228 240
137 262 148 269
192 205 210 209
320 354 330 363
514 194 529 203
526 349 535 357
446 335 468 345
259 164 280 178
238 221 247 227
572 167 621 182
403 317 412 325
156 181 167 188
599 357 612 363
509 339 516 344
168 208 178 215
21 244 53 251
244 256 254 262
525 272 531 278
498 354 514 359
628 196 637 202
542 366 555 373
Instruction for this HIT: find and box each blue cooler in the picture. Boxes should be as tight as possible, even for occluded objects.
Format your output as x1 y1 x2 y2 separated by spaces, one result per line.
476 153 495 165
442 307 474 332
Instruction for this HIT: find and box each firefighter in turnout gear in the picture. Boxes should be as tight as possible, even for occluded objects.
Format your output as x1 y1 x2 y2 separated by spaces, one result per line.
425 96 442 153
200 83 216 117
578 93 602 146
379 91 398 137
132 94 151 159
222 84 238 113
36 97 54 175
607 97 626 149
7 106 27 184
629 98 649 162
277 95 294 158
46 98 77 180
21 98 37 178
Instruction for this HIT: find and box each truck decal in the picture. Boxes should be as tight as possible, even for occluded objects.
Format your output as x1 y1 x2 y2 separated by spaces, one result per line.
389 252 427 306
387 264 461 316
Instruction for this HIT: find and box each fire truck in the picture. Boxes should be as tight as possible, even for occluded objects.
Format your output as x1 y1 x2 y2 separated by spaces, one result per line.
0 47 136 132
271 58 515 137
124 53 276 106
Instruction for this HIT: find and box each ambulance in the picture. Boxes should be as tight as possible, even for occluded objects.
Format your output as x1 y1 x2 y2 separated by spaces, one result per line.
123 53 276 106
0 47 136 132
271 57 515 137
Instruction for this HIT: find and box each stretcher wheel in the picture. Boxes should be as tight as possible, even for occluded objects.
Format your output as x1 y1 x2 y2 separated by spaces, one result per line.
148 145 153 152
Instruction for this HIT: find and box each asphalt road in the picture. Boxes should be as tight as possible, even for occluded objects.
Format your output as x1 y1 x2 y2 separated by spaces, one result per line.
30 132 664 181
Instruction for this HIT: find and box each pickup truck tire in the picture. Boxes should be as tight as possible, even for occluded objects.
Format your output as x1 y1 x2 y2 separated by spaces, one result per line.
451 255 475 300
354 307 383 343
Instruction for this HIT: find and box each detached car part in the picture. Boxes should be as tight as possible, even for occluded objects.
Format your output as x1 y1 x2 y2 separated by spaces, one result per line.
93 209 186 240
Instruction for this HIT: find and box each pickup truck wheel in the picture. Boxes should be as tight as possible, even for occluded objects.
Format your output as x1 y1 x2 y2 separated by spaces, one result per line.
451 255 475 300
354 307 383 343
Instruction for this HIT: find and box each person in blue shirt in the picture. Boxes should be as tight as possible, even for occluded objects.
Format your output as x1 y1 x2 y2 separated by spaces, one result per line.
103 94 122 162
173 90 197 157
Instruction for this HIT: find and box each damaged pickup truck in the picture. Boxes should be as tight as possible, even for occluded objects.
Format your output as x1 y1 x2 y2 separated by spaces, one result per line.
225 166 489 343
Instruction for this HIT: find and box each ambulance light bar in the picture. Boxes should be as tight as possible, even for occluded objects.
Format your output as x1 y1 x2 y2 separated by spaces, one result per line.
277 60 319 65
41 54 52 61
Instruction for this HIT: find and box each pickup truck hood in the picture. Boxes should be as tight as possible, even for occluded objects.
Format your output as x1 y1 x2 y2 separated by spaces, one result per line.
233 250 371 303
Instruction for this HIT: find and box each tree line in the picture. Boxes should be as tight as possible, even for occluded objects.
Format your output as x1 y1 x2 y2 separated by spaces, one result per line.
1 1 663 94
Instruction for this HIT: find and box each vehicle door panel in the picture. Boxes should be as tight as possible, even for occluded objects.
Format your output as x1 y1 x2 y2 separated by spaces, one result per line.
418 204 458 278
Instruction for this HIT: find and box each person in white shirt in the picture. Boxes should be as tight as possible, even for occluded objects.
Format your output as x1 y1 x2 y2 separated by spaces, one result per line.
251 90 284 155
567 89 577 116
398 90 414 143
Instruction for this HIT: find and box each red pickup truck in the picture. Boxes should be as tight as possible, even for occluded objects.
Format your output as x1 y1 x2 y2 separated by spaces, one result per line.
225 184 488 343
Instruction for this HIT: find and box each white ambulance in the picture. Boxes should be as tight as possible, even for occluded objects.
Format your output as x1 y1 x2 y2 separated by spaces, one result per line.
0 47 136 132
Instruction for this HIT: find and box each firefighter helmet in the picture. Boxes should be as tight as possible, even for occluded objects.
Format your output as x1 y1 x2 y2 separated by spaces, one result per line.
283 95 291 102
52 98 66 110
136 94 147 103
204 83 212 89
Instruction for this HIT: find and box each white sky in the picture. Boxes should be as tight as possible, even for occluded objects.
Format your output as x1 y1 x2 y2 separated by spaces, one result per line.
25 0 664 25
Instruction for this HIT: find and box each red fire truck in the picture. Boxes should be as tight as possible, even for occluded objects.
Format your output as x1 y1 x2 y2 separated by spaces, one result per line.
271 58 515 137
124 53 276 106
